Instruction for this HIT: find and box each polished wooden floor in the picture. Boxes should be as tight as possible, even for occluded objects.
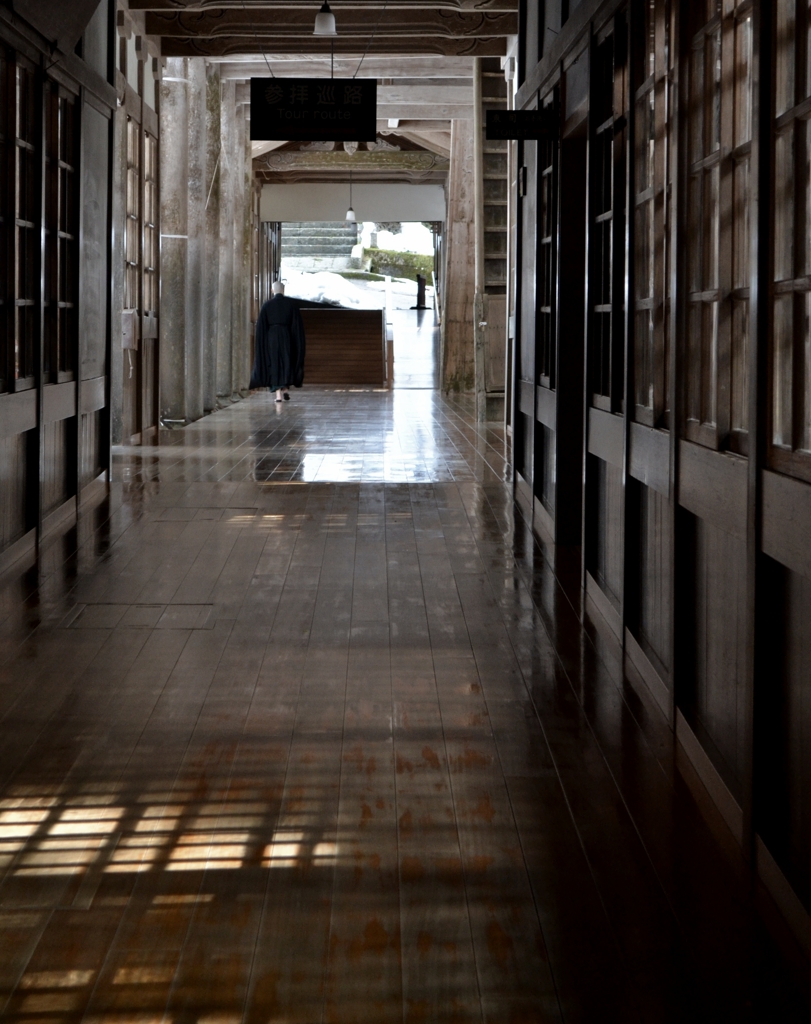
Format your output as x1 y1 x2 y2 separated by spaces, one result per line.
0 377 808 1022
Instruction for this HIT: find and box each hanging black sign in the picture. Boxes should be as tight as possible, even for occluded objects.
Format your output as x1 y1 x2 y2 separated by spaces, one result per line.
486 108 558 141
250 78 377 142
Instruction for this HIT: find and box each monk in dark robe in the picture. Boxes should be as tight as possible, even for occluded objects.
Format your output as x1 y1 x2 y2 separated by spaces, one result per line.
250 281 306 402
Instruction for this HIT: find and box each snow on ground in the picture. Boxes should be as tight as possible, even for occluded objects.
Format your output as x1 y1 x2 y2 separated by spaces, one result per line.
282 268 433 311
359 221 434 254
282 269 383 308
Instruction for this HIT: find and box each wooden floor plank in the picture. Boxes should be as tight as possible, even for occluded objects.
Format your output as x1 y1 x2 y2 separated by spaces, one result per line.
0 385 805 1023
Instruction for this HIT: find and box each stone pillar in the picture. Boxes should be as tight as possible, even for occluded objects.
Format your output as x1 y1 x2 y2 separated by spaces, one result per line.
110 95 127 443
473 58 487 423
241 112 254 395
185 57 206 423
231 105 249 399
159 58 191 425
203 62 221 413
441 119 477 394
215 79 236 405
159 56 207 425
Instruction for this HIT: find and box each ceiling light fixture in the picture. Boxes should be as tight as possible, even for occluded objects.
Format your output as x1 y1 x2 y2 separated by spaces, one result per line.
314 1 337 36
345 169 356 223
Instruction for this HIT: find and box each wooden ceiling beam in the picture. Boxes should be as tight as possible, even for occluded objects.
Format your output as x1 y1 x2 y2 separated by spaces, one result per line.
396 130 452 157
161 36 508 56
255 149 448 172
376 86 471 104
251 139 289 159
132 0 516 10
254 173 448 185
377 119 452 131
377 103 473 119
146 10 517 37
214 57 475 78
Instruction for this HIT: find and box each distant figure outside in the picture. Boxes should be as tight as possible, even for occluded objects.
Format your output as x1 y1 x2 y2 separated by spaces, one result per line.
250 281 306 402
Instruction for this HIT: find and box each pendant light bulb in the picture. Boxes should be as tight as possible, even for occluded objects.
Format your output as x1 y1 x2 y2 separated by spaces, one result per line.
346 170 356 223
314 0 337 36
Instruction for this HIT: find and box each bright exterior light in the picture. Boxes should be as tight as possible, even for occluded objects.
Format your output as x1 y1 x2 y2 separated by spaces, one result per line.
313 1 337 36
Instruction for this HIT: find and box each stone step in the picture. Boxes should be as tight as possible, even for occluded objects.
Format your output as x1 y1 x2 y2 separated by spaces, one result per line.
281 221 359 261
280 241 356 253
283 228 359 238
282 239 358 248
284 222 358 235
281 238 355 244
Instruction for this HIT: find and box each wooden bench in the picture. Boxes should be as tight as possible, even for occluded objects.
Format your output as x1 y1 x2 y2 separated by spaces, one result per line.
300 309 386 386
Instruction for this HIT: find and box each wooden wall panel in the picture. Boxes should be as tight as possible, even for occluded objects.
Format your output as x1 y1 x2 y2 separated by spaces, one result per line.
587 454 623 609
514 133 537 485
760 561 811 914
629 423 669 496
515 413 533 483
588 407 623 467
683 512 748 799
762 470 811 582
122 362 138 442
81 411 102 487
42 383 76 424
679 441 748 542
535 423 556 513
299 310 385 386
0 433 30 550
40 419 71 516
629 480 671 674
142 338 158 435
0 393 37 438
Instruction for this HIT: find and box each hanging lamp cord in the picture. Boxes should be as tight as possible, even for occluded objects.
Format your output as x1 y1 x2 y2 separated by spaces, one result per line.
354 0 390 78
243 0 274 76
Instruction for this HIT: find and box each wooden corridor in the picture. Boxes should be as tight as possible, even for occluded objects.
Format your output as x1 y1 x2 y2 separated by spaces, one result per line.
0 389 807 1023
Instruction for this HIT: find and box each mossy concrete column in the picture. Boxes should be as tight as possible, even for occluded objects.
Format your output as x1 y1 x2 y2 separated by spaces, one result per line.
232 91 251 398
441 118 477 394
203 61 221 413
215 79 237 405
158 57 207 425
185 56 206 424
159 57 191 425
109 89 127 443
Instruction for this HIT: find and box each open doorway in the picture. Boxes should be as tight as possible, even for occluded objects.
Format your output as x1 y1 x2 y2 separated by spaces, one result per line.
261 219 441 388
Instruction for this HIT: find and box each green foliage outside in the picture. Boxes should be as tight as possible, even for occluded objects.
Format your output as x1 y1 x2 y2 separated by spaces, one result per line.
364 247 433 280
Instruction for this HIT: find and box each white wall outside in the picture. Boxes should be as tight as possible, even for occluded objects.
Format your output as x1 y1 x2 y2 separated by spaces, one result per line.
260 183 446 222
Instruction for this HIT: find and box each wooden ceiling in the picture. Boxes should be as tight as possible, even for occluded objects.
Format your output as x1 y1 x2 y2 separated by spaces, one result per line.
128 1 516 187
130 1 517 58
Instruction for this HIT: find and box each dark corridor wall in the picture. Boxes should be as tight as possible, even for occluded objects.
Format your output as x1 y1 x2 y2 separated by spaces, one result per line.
512 0 811 965
0 1 114 572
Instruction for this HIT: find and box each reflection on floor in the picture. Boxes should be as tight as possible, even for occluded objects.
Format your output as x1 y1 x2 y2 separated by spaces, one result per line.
0 389 808 1023
392 308 440 390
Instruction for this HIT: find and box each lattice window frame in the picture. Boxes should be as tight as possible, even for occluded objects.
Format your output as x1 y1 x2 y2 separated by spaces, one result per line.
537 95 559 389
589 12 630 414
769 0 811 483
683 0 753 455
631 0 675 428
12 55 39 390
44 81 79 383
